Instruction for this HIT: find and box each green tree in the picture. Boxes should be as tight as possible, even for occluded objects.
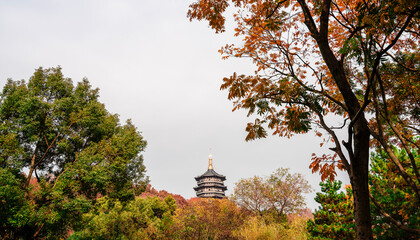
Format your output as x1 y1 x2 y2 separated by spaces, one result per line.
0 67 148 239
232 168 311 222
70 196 176 240
308 146 420 239
188 1 419 238
0 168 33 239
369 147 420 239
307 180 355 239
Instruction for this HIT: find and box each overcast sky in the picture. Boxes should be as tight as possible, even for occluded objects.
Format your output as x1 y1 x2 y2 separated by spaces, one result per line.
0 0 350 210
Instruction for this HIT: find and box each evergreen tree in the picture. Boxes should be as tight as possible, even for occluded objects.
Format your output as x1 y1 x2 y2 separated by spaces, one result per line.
370 147 420 239
307 180 355 239
308 145 420 239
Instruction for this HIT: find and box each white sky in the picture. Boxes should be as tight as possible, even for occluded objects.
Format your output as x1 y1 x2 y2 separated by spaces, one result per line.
0 0 350 210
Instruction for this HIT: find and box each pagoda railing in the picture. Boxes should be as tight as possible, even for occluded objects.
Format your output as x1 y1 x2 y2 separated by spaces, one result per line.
197 179 223 184
197 182 225 186
196 189 225 194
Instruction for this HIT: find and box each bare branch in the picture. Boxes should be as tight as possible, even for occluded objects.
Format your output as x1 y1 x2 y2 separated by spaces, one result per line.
305 100 351 172
331 118 349 130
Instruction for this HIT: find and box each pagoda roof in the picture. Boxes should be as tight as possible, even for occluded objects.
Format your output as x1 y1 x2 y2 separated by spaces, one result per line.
196 193 225 199
195 169 226 181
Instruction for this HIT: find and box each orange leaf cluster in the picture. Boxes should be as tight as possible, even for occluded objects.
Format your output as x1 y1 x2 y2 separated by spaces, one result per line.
309 153 344 181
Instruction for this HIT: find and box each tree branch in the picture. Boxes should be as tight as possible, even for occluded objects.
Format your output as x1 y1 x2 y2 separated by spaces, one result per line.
369 124 420 200
319 0 332 39
296 0 319 38
379 6 420 55
265 0 287 20
307 100 351 173
372 83 420 194
26 122 75 186
370 193 420 235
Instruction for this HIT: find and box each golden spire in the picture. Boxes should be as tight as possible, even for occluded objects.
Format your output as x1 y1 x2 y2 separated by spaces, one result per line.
208 149 213 170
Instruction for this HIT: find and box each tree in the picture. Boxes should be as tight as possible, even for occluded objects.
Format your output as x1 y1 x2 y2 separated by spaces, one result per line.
188 1 419 238
0 67 149 239
369 146 420 239
70 196 177 240
234 209 312 240
307 180 355 239
0 169 32 239
140 185 188 207
308 146 420 239
171 198 250 239
231 175 270 216
232 168 311 221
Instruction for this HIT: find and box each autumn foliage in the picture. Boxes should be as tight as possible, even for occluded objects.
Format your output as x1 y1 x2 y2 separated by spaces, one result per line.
140 185 188 207
171 198 250 239
188 0 419 238
0 66 315 240
231 168 311 221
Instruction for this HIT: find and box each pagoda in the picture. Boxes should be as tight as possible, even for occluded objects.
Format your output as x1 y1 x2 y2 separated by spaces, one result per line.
193 154 227 199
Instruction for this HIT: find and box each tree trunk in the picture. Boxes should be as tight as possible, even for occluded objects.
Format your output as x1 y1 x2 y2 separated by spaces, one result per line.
297 1 374 236
26 149 37 187
350 120 373 240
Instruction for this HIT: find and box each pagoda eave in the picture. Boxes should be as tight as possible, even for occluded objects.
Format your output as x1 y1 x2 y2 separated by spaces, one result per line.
194 186 227 191
196 192 226 198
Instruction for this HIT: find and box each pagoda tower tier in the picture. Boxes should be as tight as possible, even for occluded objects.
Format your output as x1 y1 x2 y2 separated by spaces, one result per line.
194 154 227 199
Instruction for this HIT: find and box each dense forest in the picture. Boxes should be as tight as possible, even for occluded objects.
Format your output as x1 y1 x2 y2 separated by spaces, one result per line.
1 0 420 239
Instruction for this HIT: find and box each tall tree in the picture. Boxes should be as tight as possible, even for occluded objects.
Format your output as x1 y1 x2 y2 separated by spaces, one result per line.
188 1 419 238
0 67 148 239
232 168 311 221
